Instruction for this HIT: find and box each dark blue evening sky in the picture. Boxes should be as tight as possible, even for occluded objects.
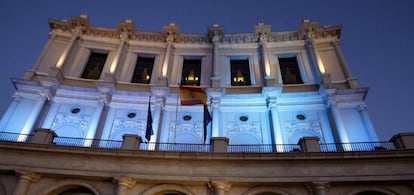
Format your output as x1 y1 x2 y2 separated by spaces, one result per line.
0 0 413 140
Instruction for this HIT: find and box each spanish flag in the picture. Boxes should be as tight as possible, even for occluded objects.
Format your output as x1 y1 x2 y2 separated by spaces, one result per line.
179 86 211 142
179 86 208 105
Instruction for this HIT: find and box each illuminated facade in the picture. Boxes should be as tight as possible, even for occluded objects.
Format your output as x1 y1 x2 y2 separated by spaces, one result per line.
0 15 413 195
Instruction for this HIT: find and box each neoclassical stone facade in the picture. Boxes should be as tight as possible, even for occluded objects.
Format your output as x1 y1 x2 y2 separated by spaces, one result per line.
0 15 413 194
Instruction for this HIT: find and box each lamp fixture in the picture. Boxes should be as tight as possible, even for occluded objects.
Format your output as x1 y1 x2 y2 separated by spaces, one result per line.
233 70 244 83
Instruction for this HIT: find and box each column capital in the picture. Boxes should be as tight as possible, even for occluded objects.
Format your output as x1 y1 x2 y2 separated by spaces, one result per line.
307 181 330 194
16 171 42 183
358 104 368 111
267 96 277 109
113 177 136 188
210 181 231 191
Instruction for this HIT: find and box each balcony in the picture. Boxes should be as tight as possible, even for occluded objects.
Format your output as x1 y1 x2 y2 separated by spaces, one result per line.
0 129 411 153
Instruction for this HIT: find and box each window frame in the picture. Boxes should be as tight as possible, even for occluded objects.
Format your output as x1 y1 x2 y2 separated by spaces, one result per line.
230 57 251 86
80 51 108 80
181 57 202 86
131 55 156 84
277 54 305 85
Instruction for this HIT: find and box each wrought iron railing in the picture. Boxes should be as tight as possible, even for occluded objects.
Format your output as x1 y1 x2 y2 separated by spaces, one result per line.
0 132 33 142
320 141 396 152
139 142 210 152
0 131 398 153
228 144 301 153
53 136 123 149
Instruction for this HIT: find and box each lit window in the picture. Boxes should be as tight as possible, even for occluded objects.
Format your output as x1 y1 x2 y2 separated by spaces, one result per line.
279 56 303 84
181 59 201 86
81 52 107 80
231 59 251 86
131 56 155 84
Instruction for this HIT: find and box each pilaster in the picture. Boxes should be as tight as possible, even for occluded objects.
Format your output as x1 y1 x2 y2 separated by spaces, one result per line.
308 181 330 195
113 177 136 195
210 181 231 195
13 171 41 195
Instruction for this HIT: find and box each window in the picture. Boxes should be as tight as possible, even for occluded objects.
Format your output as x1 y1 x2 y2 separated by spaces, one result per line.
81 52 107 80
279 56 303 84
231 59 251 86
181 59 201 86
131 56 155 84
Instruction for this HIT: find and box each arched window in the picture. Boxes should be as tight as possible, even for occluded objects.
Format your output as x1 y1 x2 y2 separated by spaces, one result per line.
355 191 388 195
57 186 95 195
157 191 186 195
257 193 282 195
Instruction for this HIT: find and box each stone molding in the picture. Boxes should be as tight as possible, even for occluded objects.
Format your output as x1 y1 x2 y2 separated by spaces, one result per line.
49 15 341 45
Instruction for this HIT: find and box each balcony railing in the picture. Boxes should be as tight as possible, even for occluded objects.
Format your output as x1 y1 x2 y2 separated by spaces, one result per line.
0 131 405 153
228 144 301 153
320 141 396 152
0 132 33 142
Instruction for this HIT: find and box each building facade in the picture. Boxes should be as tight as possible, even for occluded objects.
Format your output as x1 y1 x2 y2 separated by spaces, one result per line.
0 15 413 195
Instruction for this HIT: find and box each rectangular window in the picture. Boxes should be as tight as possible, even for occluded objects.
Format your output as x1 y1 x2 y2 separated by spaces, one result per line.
279 57 303 84
231 59 251 86
131 56 155 84
81 52 107 80
181 59 201 86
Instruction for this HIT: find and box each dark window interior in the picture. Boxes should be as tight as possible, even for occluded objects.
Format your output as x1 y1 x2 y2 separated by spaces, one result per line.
181 59 201 86
131 56 155 84
81 52 107 80
355 191 388 195
58 186 94 195
231 59 251 86
279 57 303 84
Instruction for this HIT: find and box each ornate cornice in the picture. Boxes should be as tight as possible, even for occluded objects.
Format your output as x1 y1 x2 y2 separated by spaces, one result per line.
48 15 342 45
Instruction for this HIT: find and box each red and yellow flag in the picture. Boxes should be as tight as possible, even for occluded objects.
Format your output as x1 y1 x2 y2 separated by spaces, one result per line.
179 86 208 105
179 86 211 142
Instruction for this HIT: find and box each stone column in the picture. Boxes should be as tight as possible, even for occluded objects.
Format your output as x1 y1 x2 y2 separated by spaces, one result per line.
159 31 175 86
211 34 220 87
306 37 330 84
55 26 83 69
308 181 329 195
151 96 165 143
208 23 223 88
326 92 351 151
0 95 20 132
84 102 104 147
13 171 41 195
108 31 128 76
331 41 359 88
114 177 136 195
211 181 231 195
20 94 48 138
267 96 283 151
358 104 379 142
259 34 275 86
211 97 220 137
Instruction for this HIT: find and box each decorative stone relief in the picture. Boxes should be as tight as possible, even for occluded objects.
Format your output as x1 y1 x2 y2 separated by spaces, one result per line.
227 123 262 139
51 114 90 132
168 122 203 142
285 121 322 138
111 119 145 136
